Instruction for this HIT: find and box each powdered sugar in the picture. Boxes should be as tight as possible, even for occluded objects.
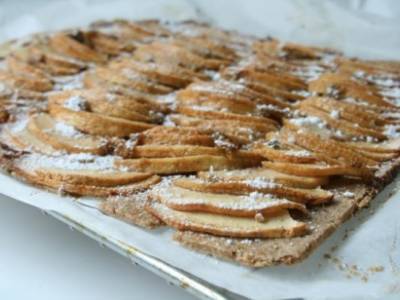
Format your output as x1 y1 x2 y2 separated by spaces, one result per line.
342 191 355 198
53 122 83 138
384 125 400 138
290 116 326 129
212 132 236 149
8 118 28 133
244 177 278 189
284 149 312 157
63 95 88 111
18 153 118 172
106 93 117 102
54 73 84 91
330 110 340 119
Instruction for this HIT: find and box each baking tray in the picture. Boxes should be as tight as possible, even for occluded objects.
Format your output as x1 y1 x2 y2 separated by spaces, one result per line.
46 210 246 300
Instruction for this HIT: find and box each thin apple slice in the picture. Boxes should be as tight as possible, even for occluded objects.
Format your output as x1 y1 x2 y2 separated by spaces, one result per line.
4 123 57 155
150 185 308 217
28 113 109 155
115 154 258 174
198 168 329 189
34 168 153 187
122 145 225 158
13 162 160 197
173 178 333 205
49 105 154 137
146 202 308 238
262 161 373 179
252 144 318 164
49 33 106 63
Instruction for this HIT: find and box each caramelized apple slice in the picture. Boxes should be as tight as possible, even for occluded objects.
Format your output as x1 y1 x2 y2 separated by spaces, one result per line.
146 202 308 238
151 185 308 217
198 168 329 189
49 33 106 63
4 124 56 155
262 161 373 179
34 168 153 187
115 154 258 174
139 126 214 146
49 105 154 137
120 145 225 158
173 178 333 205
28 113 109 155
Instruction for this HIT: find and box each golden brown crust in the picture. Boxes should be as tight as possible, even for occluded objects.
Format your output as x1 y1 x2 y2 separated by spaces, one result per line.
173 181 376 267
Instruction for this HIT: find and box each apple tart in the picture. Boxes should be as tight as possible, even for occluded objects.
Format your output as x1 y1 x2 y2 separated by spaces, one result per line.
0 19 399 267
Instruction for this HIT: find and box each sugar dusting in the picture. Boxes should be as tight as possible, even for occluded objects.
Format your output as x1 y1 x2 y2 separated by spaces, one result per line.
63 95 88 111
53 121 84 138
17 153 118 172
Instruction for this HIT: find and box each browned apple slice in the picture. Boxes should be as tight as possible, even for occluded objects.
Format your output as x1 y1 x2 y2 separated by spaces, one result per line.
14 164 160 197
252 144 318 164
115 154 258 174
94 66 173 95
177 106 279 128
146 202 308 238
198 168 329 189
279 129 377 168
138 126 215 146
173 178 333 205
298 105 386 140
49 105 154 137
121 145 225 158
262 161 373 179
0 70 52 92
150 185 308 217
12 153 160 196
49 33 106 63
3 123 57 155
28 113 109 155
34 168 153 187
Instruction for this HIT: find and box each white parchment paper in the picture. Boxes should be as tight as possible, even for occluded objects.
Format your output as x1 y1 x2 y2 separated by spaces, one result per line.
0 1 400 299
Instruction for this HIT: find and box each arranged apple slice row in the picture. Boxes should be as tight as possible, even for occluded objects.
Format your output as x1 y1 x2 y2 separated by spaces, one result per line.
173 177 333 205
115 153 260 174
150 184 309 217
3 122 57 155
49 105 154 137
12 153 161 197
27 113 109 155
198 167 329 189
146 202 308 239
262 161 373 179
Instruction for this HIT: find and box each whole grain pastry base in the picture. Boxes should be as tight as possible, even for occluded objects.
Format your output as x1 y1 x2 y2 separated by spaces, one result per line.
174 181 375 267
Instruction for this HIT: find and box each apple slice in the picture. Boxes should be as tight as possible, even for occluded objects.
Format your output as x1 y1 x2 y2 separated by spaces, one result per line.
28 113 109 155
49 105 154 137
150 185 308 217
146 202 308 238
115 154 258 174
198 168 329 189
173 178 333 205
262 161 373 179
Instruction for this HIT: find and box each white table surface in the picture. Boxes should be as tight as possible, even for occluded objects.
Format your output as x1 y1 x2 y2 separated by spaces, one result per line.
0 195 194 300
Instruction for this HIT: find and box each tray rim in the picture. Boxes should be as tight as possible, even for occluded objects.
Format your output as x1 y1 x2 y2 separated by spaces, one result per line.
47 209 244 300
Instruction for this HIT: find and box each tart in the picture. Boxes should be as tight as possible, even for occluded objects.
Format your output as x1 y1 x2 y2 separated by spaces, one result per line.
0 19 399 267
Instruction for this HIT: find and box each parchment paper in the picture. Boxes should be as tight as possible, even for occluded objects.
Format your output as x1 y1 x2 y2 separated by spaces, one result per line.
0 1 400 299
